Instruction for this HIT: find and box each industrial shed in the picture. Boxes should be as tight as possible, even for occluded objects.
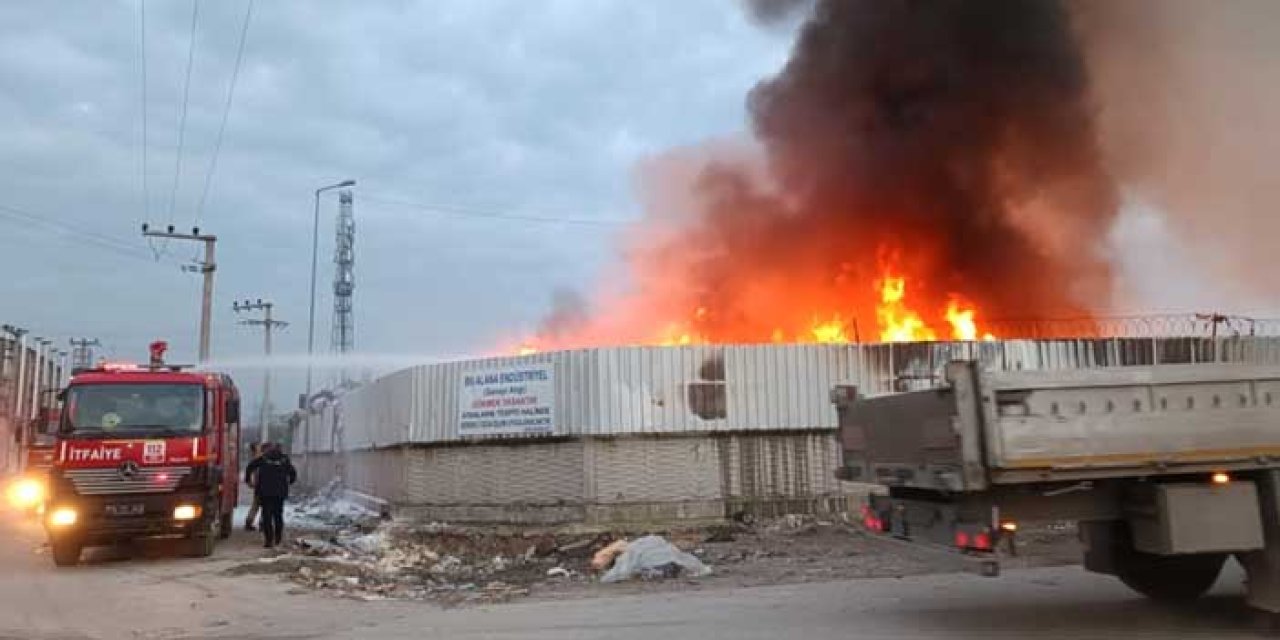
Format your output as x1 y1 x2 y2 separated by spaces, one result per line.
294 337 1280 524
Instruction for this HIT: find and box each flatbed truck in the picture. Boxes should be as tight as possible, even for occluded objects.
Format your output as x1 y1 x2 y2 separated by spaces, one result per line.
834 361 1280 616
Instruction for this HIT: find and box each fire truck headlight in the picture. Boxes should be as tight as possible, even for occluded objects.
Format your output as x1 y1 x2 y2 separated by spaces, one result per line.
48 507 78 527
172 504 201 521
6 478 45 509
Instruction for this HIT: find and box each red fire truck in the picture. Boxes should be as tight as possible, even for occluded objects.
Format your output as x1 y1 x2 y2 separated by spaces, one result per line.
42 341 242 566
5 391 61 514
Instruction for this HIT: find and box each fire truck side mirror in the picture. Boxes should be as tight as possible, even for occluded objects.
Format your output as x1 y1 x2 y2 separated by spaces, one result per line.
225 399 240 424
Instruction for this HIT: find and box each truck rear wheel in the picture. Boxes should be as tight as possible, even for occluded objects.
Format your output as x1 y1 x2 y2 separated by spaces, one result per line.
1116 550 1227 602
50 541 82 567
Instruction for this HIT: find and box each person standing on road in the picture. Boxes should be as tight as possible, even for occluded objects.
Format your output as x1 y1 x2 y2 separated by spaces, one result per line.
243 442 264 531
244 442 297 548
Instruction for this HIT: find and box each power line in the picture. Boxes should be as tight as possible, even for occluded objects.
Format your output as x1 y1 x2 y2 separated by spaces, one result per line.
166 0 201 228
195 0 254 223
138 0 148 226
0 204 176 265
362 194 633 228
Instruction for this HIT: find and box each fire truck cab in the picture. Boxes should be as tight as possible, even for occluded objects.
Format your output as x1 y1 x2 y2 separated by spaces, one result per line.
43 342 241 566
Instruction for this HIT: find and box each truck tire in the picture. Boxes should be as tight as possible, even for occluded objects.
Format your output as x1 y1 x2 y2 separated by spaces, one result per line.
1116 550 1227 602
185 533 216 558
50 541 82 567
184 510 219 558
218 511 233 540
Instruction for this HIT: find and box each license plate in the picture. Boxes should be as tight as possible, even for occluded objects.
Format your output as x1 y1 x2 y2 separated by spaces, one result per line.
105 503 145 516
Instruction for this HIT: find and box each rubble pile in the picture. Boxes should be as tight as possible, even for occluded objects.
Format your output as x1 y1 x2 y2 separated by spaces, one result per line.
232 520 663 605
227 503 1082 607
286 480 382 530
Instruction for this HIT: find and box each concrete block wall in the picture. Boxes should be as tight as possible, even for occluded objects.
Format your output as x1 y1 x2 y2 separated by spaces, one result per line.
406 440 586 505
302 431 862 525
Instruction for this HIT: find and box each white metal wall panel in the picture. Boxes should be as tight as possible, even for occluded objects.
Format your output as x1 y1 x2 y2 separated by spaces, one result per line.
320 337 1280 450
299 403 335 453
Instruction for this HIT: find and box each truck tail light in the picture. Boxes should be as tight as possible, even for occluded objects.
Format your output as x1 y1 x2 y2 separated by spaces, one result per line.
973 531 992 550
861 505 884 532
956 528 994 550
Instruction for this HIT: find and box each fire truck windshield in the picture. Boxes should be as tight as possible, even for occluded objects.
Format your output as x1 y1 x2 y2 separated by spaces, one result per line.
63 384 204 436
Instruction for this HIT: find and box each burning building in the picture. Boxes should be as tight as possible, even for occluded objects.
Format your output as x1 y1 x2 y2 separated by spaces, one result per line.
295 2 1280 525
519 0 1120 354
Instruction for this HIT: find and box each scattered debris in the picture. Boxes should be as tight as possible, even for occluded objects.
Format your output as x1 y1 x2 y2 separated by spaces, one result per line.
555 538 595 558
286 479 381 530
601 535 712 584
227 508 1079 607
591 539 629 571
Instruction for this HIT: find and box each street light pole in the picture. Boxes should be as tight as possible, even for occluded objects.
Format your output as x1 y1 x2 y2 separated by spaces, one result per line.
306 179 355 404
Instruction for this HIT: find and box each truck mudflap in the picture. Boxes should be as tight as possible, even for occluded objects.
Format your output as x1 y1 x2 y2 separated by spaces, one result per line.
863 494 1009 578
1238 470 1280 615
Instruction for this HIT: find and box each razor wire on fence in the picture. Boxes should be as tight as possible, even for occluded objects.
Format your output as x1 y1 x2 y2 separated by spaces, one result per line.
983 313 1280 340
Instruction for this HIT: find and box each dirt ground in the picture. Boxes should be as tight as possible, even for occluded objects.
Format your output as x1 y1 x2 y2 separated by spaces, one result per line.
227 511 1082 608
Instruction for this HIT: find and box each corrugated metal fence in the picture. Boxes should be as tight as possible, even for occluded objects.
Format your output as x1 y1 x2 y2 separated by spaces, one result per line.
299 337 1280 454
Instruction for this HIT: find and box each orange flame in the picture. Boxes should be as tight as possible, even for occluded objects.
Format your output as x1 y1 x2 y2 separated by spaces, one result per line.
511 242 998 353
945 299 979 341
810 316 851 343
876 273 937 342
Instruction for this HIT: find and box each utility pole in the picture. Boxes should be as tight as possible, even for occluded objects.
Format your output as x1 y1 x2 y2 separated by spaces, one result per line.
1 325 24 420
234 299 288 443
12 332 28 425
0 325 24 473
142 224 217 362
68 338 100 374
29 338 50 419
56 350 68 387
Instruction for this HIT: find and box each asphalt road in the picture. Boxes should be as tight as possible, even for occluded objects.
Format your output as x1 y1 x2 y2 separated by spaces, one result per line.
0 504 1270 640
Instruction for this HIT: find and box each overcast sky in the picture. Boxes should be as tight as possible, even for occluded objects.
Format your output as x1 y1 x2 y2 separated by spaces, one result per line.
3 1 1276 420
0 1 790 411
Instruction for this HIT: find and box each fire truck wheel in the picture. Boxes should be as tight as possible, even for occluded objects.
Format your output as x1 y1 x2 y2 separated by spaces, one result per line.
184 512 218 558
50 541 82 567
1116 550 1227 602
218 512 233 540
184 533 216 558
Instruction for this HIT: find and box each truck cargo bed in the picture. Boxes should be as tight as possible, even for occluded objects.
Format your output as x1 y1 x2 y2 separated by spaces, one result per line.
834 362 1280 491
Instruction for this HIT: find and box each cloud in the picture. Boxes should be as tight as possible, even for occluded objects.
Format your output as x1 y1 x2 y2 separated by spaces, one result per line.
0 0 789 411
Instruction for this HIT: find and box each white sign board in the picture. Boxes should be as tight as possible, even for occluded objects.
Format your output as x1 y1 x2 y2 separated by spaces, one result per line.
458 365 555 436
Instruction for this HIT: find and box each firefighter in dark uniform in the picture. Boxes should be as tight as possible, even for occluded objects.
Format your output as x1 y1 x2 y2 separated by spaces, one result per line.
243 442 297 548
